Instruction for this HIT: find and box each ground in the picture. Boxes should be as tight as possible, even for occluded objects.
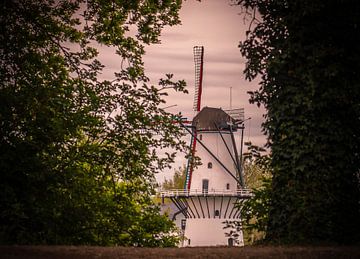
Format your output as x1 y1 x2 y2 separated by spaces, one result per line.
1 246 360 259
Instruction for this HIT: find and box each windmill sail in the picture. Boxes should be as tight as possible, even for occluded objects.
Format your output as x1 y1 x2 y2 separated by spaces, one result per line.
193 46 204 112
185 46 204 190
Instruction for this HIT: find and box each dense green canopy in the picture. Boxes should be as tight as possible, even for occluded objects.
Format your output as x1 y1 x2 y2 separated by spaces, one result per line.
237 0 360 244
0 0 186 246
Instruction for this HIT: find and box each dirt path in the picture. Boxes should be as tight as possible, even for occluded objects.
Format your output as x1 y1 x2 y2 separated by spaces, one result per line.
1 245 359 259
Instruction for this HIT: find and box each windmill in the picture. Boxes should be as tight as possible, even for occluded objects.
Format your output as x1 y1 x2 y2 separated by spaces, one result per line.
161 46 252 247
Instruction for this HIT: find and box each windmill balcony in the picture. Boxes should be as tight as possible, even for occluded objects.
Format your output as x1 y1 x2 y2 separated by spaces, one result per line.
159 188 253 198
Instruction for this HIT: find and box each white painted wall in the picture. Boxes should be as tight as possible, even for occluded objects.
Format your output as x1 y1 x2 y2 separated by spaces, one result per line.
183 218 244 247
166 125 245 247
190 131 239 192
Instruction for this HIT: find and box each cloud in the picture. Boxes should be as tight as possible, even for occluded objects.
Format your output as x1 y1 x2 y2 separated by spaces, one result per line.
159 31 194 42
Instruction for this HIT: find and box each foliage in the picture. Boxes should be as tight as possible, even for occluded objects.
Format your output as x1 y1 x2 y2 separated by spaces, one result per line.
237 142 272 244
235 0 360 244
162 166 186 190
154 166 186 208
0 0 186 246
223 220 243 246
243 142 271 189
223 142 271 245
240 177 271 244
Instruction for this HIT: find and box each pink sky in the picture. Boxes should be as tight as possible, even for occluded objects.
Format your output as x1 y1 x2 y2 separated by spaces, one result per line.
142 0 267 181
96 0 267 181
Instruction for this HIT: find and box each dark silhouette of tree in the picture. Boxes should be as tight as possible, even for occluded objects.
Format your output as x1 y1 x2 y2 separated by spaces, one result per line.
236 0 360 244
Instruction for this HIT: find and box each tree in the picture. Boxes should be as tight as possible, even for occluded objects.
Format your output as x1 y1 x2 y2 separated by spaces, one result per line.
240 143 272 244
162 166 187 190
224 143 271 245
236 0 360 244
243 142 271 189
0 0 186 246
225 143 271 245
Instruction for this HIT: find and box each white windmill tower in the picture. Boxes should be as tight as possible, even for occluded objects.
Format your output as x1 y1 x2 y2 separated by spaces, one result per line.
161 46 252 247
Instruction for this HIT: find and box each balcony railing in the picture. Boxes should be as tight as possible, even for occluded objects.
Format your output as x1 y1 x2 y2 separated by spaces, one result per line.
159 188 253 198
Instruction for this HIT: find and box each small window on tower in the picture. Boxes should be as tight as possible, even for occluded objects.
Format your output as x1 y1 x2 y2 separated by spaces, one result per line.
215 210 220 217
207 162 212 169
199 134 202 140
181 219 186 230
226 183 230 190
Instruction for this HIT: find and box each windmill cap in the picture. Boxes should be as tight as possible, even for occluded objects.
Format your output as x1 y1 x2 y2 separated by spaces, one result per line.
192 107 240 131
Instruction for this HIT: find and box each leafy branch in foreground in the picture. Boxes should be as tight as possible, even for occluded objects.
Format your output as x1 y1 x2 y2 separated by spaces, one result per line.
0 0 186 246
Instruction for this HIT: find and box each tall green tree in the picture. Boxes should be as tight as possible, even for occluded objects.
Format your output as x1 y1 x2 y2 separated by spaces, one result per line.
236 0 360 244
0 0 186 246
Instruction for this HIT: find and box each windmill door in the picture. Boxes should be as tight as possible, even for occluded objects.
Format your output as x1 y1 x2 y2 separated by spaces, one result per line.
202 179 209 194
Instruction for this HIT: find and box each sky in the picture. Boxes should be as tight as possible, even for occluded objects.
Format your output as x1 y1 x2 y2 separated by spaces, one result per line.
96 0 267 182
142 0 267 181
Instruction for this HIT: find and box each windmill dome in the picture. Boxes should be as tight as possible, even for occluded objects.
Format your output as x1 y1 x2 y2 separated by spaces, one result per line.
192 107 237 131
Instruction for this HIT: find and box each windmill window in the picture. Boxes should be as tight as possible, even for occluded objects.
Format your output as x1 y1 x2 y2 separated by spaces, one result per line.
215 210 220 217
181 219 186 230
199 134 202 140
226 183 230 190
207 162 212 169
